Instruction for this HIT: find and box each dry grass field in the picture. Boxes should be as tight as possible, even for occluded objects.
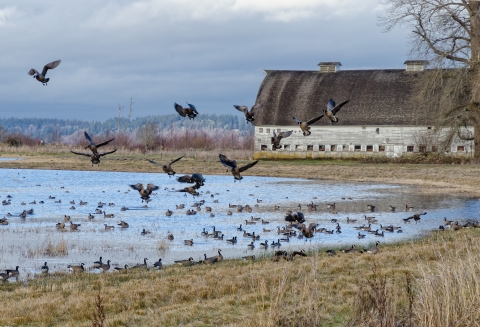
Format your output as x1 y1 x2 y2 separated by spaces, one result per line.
1 147 480 326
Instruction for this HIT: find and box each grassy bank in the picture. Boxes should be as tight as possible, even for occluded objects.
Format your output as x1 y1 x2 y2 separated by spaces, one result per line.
0 229 478 326
2 147 480 326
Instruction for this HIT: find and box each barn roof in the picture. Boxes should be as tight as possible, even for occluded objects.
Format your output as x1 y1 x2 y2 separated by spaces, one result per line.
254 69 450 126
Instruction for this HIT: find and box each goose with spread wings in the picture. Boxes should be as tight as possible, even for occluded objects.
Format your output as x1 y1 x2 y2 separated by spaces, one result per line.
28 60 61 85
83 131 115 155
176 173 205 186
233 103 262 124
292 114 324 136
174 182 202 197
271 130 293 149
219 153 258 181
323 99 349 124
147 155 185 177
70 149 117 166
174 102 198 120
130 183 159 203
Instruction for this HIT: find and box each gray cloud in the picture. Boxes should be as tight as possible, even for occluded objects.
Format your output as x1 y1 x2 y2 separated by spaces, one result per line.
0 1 411 120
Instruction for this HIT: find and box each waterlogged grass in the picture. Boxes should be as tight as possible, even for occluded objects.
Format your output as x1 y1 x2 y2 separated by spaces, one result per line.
0 229 479 326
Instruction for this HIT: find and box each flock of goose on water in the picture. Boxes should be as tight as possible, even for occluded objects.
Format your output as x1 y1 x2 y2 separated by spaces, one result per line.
1 60 467 279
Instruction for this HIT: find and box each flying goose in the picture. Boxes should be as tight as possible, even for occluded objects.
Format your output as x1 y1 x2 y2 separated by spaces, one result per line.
219 154 258 181
271 130 293 149
118 221 129 228
129 183 159 203
82 131 115 155
233 103 263 124
175 182 202 197
147 155 185 176
292 114 324 136
28 60 61 85
70 149 117 166
174 102 198 119
176 173 205 186
322 99 350 124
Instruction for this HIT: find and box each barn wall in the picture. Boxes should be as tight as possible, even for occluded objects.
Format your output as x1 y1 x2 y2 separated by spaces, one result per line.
253 125 474 159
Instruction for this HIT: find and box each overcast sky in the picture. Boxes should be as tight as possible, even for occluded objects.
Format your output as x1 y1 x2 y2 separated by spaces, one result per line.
0 0 411 121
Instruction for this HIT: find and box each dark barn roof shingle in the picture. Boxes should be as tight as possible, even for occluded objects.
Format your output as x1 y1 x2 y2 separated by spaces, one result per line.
254 69 442 126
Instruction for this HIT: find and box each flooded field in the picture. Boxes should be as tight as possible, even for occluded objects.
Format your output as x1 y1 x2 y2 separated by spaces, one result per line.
0 167 478 279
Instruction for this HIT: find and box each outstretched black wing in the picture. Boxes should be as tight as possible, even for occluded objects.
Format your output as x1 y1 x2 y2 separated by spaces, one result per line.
98 149 117 157
70 150 91 157
84 131 95 146
330 99 350 115
169 155 185 165
147 159 161 165
96 138 115 148
219 153 236 169
41 60 61 76
306 114 324 125
176 175 193 183
174 103 186 117
239 160 258 173
278 131 293 140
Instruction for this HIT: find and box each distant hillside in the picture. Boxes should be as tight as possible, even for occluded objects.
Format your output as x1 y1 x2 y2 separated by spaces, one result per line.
0 114 253 140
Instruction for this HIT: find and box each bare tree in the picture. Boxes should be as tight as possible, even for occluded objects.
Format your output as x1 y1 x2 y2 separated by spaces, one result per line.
138 120 159 151
379 1 480 160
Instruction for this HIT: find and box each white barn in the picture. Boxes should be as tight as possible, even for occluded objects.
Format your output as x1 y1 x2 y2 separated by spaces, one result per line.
253 61 473 159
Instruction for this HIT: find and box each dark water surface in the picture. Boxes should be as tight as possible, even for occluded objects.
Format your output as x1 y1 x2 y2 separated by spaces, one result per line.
0 168 478 279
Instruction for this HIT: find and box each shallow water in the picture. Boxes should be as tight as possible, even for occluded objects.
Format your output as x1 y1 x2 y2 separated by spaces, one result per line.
0 168 478 279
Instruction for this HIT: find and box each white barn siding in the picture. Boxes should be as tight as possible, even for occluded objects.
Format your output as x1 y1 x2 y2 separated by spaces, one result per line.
254 125 474 159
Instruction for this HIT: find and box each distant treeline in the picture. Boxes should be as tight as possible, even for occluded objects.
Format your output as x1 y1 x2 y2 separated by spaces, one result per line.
0 114 253 140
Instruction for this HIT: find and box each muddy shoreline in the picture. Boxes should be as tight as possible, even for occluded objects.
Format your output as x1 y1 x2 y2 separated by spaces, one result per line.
1 151 479 195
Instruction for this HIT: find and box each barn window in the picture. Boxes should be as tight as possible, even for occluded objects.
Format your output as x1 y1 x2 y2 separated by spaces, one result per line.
257 138 261 142
307 144 313 151
354 145 361 151
261 145 267 151
457 145 465 152
295 145 303 151
407 145 414 152
379 145 385 152
432 146 438 152
283 144 290 151
366 145 373 152
319 145 325 151
419 145 427 153
331 145 336 151
258 128 263 133
266 128 270 133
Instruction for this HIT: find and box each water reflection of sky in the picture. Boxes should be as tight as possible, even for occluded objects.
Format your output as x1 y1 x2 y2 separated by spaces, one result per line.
0 168 478 278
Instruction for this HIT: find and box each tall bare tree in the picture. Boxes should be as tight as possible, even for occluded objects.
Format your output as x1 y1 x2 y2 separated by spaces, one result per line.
379 0 480 159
